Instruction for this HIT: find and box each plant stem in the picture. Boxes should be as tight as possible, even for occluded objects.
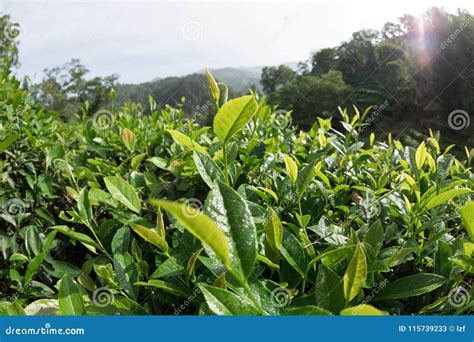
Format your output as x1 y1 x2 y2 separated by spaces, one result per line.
223 141 229 185
243 282 265 315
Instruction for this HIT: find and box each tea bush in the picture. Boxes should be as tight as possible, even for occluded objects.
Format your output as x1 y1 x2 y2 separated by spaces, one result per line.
1 67 473 316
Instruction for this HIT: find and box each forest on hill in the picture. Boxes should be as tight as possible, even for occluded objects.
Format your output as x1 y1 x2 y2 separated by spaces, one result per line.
262 7 473 148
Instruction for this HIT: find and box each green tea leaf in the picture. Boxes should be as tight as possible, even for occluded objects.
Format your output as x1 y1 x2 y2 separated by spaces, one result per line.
434 240 452 278
113 253 139 299
459 201 474 241
205 181 257 283
130 223 169 253
315 263 344 313
186 248 203 282
77 188 92 225
58 275 86 315
88 188 117 207
24 231 58 282
340 304 387 315
265 208 283 253
205 68 220 103
256 254 280 269
283 154 298 185
122 128 136 151
51 225 100 251
213 95 258 143
374 273 446 301
112 226 131 255
296 160 317 197
0 134 21 153
343 243 367 302
166 129 206 153
136 280 189 297
199 284 259 315
425 188 472 210
364 220 384 256
415 141 426 170
281 231 306 278
131 153 147 169
152 199 230 267
193 150 224 188
104 176 141 213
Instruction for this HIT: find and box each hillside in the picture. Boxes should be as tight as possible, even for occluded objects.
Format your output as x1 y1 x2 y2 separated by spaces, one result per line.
114 64 299 114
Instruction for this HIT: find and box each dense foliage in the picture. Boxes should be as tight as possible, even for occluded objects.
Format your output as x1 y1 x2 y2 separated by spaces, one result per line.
1 59 473 316
263 8 474 147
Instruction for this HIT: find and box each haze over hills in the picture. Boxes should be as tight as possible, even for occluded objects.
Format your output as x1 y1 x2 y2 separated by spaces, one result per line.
204 67 263 92
140 63 299 93
114 63 298 113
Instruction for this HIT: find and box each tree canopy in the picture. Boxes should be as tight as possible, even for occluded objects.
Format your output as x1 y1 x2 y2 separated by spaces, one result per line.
262 8 474 147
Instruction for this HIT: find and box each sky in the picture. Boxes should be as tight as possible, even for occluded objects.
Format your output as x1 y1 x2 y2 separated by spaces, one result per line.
2 0 474 84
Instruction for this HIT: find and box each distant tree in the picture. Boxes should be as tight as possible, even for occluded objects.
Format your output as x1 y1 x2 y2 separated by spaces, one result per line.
272 70 351 128
374 42 420 113
336 33 378 86
296 61 311 75
260 65 295 95
32 59 118 119
311 48 338 75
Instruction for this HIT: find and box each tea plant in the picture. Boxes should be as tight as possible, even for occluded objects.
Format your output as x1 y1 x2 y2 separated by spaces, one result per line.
0 66 473 316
